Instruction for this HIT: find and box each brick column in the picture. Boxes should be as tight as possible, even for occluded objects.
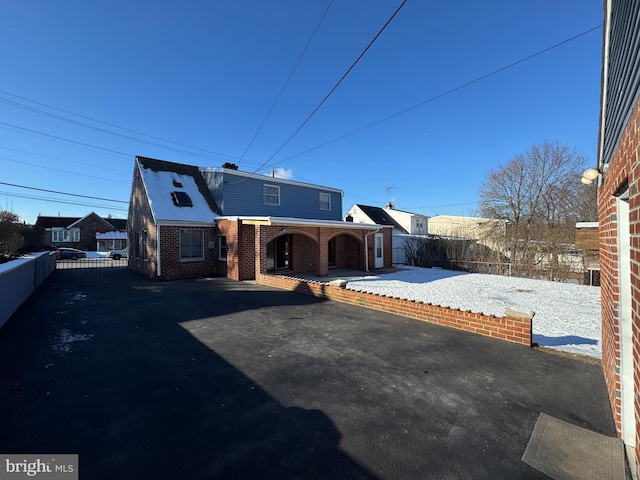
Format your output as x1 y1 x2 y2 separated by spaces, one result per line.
318 228 329 277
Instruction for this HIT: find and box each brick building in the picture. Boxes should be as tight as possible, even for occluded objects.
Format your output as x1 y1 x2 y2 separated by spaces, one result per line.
127 156 392 281
35 212 126 252
595 0 640 475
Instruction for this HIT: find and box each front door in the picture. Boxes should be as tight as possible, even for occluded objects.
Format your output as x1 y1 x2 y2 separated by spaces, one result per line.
374 233 384 269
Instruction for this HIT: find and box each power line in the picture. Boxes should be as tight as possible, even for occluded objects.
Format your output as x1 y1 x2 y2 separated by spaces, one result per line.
239 0 335 163
0 122 132 157
268 24 603 168
0 125 130 161
0 90 242 163
0 191 128 211
0 156 130 184
253 0 408 175
0 146 130 174
0 181 128 203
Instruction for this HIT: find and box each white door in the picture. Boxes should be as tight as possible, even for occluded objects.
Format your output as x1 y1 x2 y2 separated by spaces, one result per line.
617 193 636 452
374 233 384 269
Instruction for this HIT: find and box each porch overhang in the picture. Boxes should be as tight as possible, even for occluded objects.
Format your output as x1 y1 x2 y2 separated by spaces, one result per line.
233 216 389 230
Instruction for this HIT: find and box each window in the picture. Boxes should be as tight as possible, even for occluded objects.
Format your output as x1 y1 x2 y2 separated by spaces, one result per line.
180 229 204 260
263 184 280 206
171 191 193 207
51 229 80 243
134 232 141 258
319 192 331 210
218 235 227 261
142 230 148 260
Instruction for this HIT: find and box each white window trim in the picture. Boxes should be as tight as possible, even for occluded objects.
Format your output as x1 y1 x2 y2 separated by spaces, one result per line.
180 229 204 262
319 192 331 211
51 228 80 243
263 184 280 206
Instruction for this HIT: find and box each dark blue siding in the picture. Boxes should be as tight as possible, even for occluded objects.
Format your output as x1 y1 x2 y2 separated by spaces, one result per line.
200 169 342 220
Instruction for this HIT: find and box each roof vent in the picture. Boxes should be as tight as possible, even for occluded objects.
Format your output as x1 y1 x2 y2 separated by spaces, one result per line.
171 191 193 207
222 162 239 170
173 179 183 188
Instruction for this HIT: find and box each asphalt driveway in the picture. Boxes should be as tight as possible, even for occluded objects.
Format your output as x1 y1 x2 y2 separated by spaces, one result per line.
0 276 616 479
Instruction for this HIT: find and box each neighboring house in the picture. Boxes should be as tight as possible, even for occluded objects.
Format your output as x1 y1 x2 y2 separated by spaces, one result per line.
35 212 127 251
344 203 429 264
596 1 640 475
428 215 507 251
345 203 428 234
127 157 392 281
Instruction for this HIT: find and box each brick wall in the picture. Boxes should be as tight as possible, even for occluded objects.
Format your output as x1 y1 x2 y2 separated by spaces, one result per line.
257 273 532 346
158 226 216 280
599 95 640 466
127 169 157 279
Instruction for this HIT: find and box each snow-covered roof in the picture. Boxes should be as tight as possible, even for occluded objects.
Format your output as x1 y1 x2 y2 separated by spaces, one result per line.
232 216 388 230
576 222 598 228
137 157 219 224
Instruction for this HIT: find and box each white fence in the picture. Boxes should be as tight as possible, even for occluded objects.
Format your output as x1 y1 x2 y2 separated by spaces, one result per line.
0 252 57 328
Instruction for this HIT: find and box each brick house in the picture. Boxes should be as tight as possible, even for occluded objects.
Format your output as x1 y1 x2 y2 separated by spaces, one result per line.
595 0 640 475
35 212 127 251
127 156 392 281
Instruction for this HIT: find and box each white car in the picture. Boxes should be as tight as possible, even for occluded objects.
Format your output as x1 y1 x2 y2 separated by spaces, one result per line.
107 249 127 260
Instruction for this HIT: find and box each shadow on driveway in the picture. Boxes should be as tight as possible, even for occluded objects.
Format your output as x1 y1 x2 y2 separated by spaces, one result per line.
0 276 616 479
0 277 375 479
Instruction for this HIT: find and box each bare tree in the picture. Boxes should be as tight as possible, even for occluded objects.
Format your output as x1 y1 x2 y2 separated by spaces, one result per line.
0 211 24 258
478 141 594 280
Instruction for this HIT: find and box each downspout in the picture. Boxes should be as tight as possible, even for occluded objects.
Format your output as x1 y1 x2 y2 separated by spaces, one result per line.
156 224 161 278
364 227 381 272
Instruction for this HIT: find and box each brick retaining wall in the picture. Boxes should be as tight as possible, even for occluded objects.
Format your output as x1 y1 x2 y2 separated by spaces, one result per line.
258 273 532 346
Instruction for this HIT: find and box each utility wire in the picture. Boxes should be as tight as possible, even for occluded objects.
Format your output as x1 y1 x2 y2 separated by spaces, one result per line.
239 0 335 163
0 122 132 158
0 191 128 211
0 181 128 203
267 24 603 168
253 0 408 175
0 90 241 163
0 146 130 174
0 156 130 184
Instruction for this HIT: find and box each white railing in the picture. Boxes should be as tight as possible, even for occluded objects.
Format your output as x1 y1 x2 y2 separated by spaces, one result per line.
0 252 57 328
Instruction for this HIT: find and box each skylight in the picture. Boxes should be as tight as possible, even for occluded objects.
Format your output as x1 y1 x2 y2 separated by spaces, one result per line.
171 191 193 207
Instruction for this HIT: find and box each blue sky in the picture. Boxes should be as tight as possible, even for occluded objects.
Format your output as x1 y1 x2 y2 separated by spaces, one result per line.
1 1 603 224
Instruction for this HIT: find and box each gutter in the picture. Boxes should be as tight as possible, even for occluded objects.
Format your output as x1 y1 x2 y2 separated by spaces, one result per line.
156 224 161 278
364 227 381 272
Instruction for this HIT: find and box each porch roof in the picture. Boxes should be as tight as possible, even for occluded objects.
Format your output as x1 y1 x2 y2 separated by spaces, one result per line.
232 216 389 230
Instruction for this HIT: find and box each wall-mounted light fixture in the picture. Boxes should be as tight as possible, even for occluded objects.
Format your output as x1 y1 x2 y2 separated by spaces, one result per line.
581 166 607 185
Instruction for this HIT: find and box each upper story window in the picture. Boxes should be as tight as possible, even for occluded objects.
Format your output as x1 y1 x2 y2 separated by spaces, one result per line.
51 228 80 243
263 184 280 206
319 192 331 211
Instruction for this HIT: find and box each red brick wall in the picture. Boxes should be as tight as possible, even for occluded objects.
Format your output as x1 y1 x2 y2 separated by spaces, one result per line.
127 168 158 279
157 226 216 280
331 232 363 269
258 273 532 346
599 96 640 464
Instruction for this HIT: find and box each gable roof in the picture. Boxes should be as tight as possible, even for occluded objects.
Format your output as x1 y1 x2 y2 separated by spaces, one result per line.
107 218 127 230
136 156 221 224
35 216 80 228
354 204 408 233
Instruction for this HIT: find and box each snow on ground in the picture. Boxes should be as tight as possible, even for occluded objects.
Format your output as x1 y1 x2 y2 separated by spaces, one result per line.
346 266 601 359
